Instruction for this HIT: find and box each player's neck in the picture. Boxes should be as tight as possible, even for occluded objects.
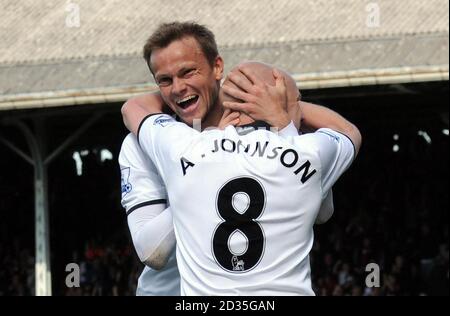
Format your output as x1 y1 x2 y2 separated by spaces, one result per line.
202 100 223 130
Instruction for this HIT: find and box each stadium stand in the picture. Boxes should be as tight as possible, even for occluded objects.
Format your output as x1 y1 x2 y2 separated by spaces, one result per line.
1 83 448 295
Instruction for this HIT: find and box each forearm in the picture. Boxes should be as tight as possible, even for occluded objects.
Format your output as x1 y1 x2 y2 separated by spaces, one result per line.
127 205 175 270
315 189 334 225
299 101 362 154
300 101 350 132
121 92 165 135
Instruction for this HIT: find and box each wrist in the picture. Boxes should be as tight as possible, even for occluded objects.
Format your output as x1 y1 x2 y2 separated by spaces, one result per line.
270 112 290 130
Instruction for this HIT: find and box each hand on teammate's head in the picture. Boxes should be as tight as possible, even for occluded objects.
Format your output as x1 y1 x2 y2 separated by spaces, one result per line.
218 108 240 129
221 62 302 130
222 63 290 129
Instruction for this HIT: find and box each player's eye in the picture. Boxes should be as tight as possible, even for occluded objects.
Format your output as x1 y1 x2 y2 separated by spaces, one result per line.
157 77 172 87
183 69 196 78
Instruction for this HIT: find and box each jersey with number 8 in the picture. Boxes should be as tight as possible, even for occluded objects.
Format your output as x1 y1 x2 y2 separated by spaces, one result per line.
138 114 355 295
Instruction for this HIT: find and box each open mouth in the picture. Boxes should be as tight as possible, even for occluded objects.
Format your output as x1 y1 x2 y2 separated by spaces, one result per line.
176 95 199 110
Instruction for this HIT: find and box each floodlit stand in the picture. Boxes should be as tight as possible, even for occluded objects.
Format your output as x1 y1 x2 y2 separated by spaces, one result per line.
0 113 102 296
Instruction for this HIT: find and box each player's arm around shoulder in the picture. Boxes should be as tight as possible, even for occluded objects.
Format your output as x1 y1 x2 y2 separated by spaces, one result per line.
339 121 362 158
118 134 175 270
121 92 166 136
298 101 362 156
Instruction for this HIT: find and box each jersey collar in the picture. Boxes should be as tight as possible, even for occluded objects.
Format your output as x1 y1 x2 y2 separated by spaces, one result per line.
236 121 272 135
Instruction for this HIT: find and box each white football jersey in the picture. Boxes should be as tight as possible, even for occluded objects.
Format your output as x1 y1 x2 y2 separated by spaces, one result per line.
136 252 179 296
138 114 355 296
119 133 180 296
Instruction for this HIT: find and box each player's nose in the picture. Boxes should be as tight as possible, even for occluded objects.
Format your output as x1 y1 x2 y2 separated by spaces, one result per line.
171 77 187 96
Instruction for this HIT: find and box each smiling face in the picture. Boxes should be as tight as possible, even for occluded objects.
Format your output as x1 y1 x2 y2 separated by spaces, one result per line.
150 36 224 126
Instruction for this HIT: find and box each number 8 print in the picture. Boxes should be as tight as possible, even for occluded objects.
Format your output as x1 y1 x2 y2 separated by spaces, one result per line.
212 177 266 272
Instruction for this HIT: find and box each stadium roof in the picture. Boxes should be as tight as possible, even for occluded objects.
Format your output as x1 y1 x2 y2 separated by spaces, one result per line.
0 0 448 110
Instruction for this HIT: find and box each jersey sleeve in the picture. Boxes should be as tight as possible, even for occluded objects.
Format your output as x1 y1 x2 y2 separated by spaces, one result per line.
137 113 199 181
293 128 355 197
315 189 334 224
314 128 355 194
118 133 167 215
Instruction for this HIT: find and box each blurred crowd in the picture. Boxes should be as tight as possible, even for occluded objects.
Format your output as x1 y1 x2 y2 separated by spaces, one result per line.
311 120 449 296
0 109 448 296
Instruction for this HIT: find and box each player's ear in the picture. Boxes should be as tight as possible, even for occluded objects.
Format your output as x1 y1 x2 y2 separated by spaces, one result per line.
213 56 224 81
